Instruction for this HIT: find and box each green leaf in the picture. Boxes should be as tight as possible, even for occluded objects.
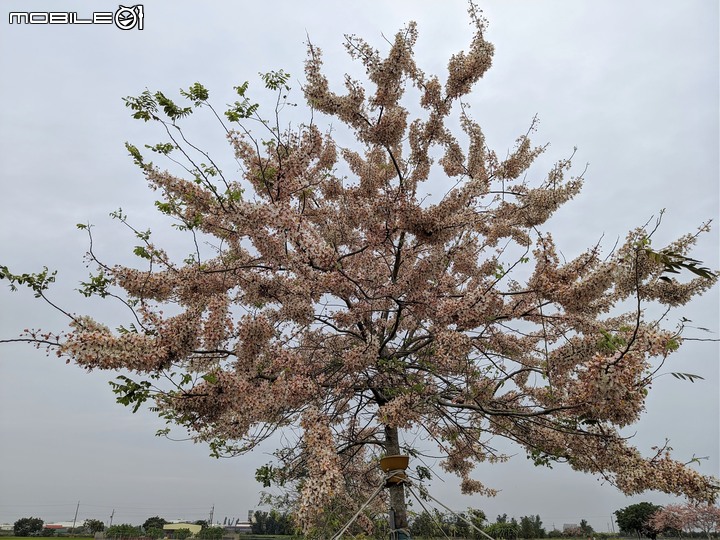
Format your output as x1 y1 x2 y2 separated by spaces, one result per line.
133 246 151 259
670 372 704 383
644 245 718 281
154 91 193 121
260 70 291 91
78 271 111 298
180 82 209 105
202 373 218 384
125 142 145 167
145 142 175 155
108 375 152 413
122 90 158 122
0 265 57 297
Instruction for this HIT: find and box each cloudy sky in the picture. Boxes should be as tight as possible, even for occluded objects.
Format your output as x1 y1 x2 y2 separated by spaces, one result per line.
1 0 718 533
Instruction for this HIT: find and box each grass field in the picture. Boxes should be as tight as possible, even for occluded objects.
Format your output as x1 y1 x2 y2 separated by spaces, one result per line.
0 538 93 540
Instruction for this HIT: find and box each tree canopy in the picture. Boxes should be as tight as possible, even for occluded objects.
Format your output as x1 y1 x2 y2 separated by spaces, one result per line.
143 516 167 532
84 519 106 534
1 2 717 535
615 503 663 539
649 503 720 539
13 517 44 537
106 524 141 539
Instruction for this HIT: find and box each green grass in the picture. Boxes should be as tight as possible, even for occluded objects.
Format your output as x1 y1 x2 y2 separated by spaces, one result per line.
0 538 93 540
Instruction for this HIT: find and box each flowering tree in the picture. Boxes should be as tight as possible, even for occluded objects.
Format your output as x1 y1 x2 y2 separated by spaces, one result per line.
1 4 718 535
650 504 720 538
649 504 692 536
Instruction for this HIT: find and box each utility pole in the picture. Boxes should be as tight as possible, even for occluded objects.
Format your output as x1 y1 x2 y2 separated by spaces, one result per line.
209 506 214 526
109 510 115 528
72 502 80 532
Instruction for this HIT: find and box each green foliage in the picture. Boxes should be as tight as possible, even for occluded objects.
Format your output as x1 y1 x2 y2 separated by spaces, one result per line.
179 82 210 106
173 528 193 540
256 463 279 488
597 330 627 353
123 90 158 122
410 508 487 539
147 528 164 539
415 465 432 482
250 510 294 536
13 518 44 537
196 527 223 540
133 246 152 260
486 522 520 539
527 447 559 468
670 372 704 383
579 519 594 535
143 517 167 532
0 265 56 298
225 82 259 122
106 524 141 539
614 502 662 539
84 519 105 534
145 142 175 155
260 70 291 91
109 375 153 413
78 271 111 298
644 245 717 282
125 142 145 168
519 515 545 539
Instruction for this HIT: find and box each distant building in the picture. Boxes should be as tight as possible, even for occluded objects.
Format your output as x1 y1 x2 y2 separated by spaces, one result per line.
44 522 83 534
563 524 580 533
163 523 203 537
0 524 14 532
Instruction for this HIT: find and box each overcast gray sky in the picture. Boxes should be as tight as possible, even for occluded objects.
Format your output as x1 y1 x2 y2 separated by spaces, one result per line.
1 0 718 533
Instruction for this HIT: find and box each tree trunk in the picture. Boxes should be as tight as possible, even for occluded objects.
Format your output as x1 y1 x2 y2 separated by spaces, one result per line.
384 425 409 532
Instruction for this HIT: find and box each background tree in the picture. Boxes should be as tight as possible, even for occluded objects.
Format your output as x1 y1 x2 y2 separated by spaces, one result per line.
197 527 223 540
649 505 689 537
2 2 717 535
615 503 662 539
519 515 545 539
251 511 266 535
688 505 720 539
147 528 165 539
409 507 485 539
650 504 720 539
193 520 208 529
563 526 583 538
487 522 519 539
106 524 141 539
468 509 487 539
13 518 44 537
409 510 435 538
143 517 167 532
579 519 594 536
84 519 106 534
519 516 535 539
172 528 193 540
